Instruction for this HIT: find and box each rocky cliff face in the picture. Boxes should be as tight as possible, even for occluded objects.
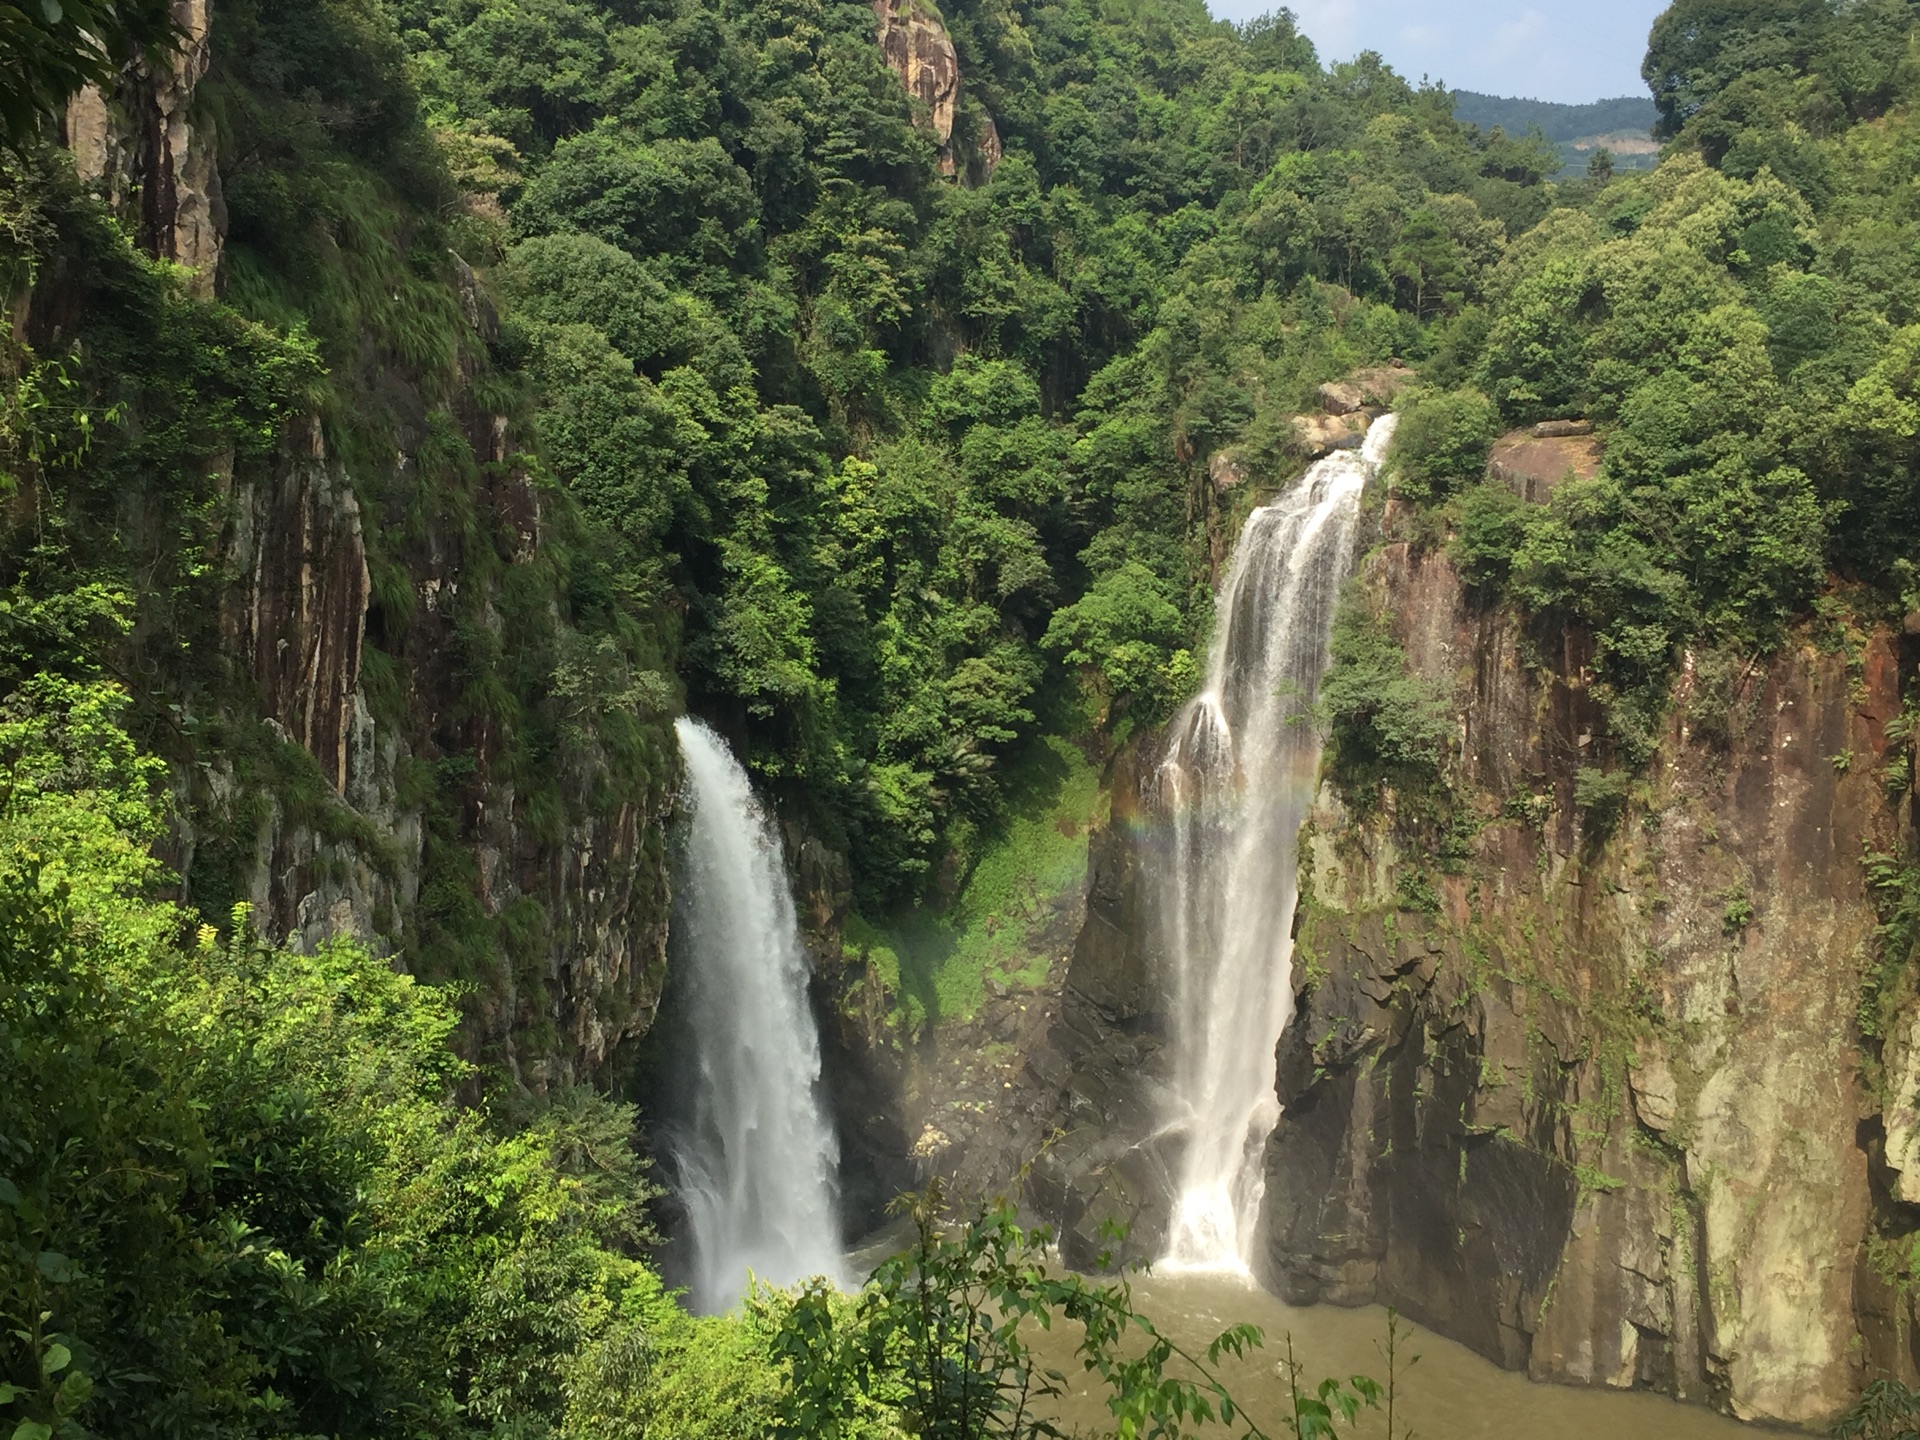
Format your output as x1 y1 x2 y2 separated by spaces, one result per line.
1265 539 1916 1426
45 0 678 1088
870 0 999 180
1011 418 1920 1424
64 0 225 294
197 404 676 1087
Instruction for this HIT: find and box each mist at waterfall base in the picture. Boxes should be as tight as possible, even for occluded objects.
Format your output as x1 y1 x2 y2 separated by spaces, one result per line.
665 718 846 1313
1157 415 1396 1272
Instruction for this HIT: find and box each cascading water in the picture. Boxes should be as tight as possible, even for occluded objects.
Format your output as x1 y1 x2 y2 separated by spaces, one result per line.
1158 414 1397 1272
671 717 845 1312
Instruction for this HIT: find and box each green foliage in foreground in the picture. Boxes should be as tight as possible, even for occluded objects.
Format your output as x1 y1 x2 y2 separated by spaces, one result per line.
0 678 719 1439
771 1184 1400 1440
0 0 178 152
1834 1376 1920 1440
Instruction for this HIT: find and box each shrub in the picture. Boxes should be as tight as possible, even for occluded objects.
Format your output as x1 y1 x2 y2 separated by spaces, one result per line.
1319 588 1453 798
1572 765 1632 833
1451 482 1535 594
1389 387 1500 505
1042 561 1195 721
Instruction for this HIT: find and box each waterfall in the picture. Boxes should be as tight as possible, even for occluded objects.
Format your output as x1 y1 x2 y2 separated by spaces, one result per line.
671 717 845 1311
1158 414 1397 1272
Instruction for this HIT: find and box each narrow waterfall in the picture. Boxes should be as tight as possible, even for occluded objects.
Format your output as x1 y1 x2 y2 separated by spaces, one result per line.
1158 414 1397 1271
671 717 845 1311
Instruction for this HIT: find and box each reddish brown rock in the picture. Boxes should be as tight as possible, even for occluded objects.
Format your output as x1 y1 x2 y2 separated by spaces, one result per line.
1488 428 1604 502
225 420 369 795
1264 540 1900 1426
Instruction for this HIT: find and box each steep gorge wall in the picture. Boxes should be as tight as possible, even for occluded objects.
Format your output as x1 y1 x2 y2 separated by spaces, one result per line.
1266 538 1917 1426
30 2 678 1087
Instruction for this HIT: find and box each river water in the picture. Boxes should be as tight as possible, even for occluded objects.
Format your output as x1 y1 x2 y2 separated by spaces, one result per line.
1032 1270 1752 1439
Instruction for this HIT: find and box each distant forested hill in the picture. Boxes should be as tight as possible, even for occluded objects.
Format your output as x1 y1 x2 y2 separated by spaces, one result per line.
1451 90 1659 142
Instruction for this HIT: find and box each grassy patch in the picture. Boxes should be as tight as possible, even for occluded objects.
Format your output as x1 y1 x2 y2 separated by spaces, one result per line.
849 736 1104 1030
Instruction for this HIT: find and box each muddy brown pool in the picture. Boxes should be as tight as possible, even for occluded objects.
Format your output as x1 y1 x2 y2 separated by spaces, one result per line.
1029 1270 1757 1439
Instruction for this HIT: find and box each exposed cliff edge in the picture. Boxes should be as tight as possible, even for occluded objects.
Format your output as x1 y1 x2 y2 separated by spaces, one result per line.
871 0 999 179
1267 538 1915 1426
26 0 679 1088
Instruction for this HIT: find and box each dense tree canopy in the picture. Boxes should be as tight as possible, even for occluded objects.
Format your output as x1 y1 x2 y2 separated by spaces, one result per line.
8 0 1920 1431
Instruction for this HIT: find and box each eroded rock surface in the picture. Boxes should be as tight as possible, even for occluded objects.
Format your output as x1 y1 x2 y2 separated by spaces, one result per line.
1267 541 1909 1426
1487 428 1603 502
66 0 225 293
872 0 962 172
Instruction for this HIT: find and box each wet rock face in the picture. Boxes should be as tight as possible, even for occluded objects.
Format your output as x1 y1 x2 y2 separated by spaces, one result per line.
1268 540 1906 1426
226 421 369 795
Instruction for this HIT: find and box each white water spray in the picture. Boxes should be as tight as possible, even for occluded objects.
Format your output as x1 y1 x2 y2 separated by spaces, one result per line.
1158 416 1396 1272
672 717 845 1311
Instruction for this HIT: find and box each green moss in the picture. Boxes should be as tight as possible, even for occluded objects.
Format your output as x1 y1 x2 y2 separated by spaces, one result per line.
854 736 1103 1027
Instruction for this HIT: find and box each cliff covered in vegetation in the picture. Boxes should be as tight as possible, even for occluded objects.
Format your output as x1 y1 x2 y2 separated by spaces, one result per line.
1009 1 1920 1427
10 0 1920 1432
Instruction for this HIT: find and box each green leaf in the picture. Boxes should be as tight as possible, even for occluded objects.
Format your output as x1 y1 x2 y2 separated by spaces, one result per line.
42 1343 70 1375
39 0 64 25
0 1178 19 1206
0 1384 16 1403
55 1367 92 1412
12 1421 53 1440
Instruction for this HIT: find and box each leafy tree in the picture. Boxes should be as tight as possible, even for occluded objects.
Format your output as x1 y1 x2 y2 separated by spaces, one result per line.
768 1185 1386 1440
1043 561 1195 721
1642 0 1832 136
1389 387 1499 502
1319 592 1452 798
0 680 725 1440
0 0 177 151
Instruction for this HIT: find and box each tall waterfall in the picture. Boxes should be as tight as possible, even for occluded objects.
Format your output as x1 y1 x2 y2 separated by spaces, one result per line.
671 717 844 1311
1158 414 1397 1272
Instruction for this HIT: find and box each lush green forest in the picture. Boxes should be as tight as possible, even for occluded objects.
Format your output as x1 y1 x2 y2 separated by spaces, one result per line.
377 0 1578 908
7 0 1920 1433
1449 91 1659 174
1449 91 1658 144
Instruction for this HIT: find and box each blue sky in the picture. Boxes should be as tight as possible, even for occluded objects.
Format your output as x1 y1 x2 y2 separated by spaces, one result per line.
1205 1 1671 104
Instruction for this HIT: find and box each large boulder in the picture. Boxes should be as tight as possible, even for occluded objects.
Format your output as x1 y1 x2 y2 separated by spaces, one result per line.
872 0 958 145
1487 428 1603 502
1317 362 1418 416
1292 411 1370 457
